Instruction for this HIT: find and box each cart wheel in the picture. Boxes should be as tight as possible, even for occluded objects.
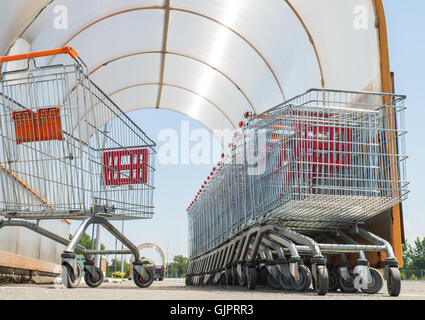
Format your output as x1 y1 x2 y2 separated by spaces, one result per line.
62 263 81 289
133 267 154 288
247 267 257 290
210 273 216 285
238 267 247 287
313 265 329 295
260 266 268 286
225 268 233 285
232 267 239 286
185 276 192 286
266 272 282 290
328 269 340 292
84 267 103 288
290 265 312 292
279 273 293 290
338 270 359 293
219 273 226 285
387 267 401 297
360 268 384 294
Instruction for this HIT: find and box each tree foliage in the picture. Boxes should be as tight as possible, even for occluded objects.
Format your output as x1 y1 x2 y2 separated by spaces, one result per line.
69 232 105 251
402 237 425 271
166 255 189 278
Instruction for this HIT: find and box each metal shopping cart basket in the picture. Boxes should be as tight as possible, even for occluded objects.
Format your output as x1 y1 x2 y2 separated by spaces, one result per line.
186 89 408 296
0 47 156 288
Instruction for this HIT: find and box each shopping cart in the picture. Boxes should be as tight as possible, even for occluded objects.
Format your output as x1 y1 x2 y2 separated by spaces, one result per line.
0 47 156 288
186 89 408 296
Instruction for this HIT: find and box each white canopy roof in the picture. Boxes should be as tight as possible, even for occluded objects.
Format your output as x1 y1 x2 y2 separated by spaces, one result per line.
1 0 389 133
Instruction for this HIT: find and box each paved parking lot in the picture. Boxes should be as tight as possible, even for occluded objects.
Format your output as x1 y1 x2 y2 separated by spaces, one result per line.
0 279 424 300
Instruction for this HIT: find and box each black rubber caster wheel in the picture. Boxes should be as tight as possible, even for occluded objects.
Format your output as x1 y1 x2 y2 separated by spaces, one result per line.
232 267 239 285
197 276 203 286
313 265 329 296
259 266 268 286
338 270 359 293
207 274 214 285
185 277 192 286
361 268 384 294
291 265 312 292
219 273 226 285
387 267 401 297
84 267 104 288
328 268 340 292
62 263 82 289
225 268 233 285
247 267 257 290
238 267 247 287
266 272 282 290
133 267 154 288
279 273 293 290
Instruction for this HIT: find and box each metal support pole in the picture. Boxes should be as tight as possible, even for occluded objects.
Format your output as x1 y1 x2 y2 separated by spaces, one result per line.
121 221 124 273
95 224 101 268
66 217 93 253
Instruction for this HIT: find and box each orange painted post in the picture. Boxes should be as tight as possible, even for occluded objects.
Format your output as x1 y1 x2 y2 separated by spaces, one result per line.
374 0 404 267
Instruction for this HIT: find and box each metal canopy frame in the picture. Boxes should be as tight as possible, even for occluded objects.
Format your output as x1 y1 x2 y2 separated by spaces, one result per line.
0 0 404 267
10 0 328 131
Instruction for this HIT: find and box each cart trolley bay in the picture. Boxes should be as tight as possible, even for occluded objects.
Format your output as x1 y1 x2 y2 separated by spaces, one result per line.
186 89 408 296
0 47 156 288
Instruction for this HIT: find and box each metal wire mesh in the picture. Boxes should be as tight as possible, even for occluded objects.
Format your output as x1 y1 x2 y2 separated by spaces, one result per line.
0 58 155 220
188 89 408 258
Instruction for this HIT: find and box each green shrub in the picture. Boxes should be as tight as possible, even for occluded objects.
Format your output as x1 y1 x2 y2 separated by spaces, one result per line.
112 271 126 279
410 274 419 281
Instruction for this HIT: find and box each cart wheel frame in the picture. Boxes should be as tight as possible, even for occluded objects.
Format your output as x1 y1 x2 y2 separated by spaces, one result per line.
84 267 104 288
387 267 401 297
133 267 154 288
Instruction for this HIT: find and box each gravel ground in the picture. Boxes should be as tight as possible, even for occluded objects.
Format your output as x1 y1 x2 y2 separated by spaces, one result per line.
0 279 424 300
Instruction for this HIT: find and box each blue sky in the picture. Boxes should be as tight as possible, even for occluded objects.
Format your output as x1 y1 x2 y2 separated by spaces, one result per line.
384 0 425 243
73 1 425 264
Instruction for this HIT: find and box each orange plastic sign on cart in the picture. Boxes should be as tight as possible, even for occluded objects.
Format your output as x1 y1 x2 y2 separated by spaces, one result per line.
12 107 64 144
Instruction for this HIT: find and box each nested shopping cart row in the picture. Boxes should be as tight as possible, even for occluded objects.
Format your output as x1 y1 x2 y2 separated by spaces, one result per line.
186 89 408 296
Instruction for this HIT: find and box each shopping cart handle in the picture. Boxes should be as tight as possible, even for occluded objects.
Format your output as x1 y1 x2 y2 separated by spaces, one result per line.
0 46 78 63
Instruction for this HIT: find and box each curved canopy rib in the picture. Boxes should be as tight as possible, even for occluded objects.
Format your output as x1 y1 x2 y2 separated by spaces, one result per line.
109 82 237 129
89 51 256 114
46 6 285 101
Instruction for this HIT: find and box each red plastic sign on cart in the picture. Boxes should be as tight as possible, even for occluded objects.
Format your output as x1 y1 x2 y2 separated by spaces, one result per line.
103 148 149 185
